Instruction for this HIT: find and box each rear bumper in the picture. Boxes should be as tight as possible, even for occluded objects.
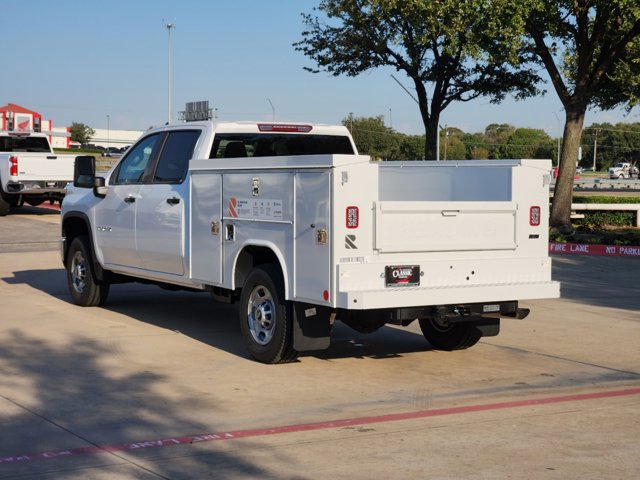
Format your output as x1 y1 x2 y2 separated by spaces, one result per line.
6 181 69 195
337 280 560 310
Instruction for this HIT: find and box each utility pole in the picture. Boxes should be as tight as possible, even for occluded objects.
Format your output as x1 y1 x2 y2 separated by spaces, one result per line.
444 125 449 161
164 22 176 124
593 129 599 171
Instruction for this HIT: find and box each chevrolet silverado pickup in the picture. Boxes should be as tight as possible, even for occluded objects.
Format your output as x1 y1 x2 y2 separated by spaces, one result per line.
60 121 560 363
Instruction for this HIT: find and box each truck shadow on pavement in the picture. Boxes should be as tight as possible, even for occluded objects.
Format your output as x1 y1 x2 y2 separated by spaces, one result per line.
3 268 433 363
102 285 434 362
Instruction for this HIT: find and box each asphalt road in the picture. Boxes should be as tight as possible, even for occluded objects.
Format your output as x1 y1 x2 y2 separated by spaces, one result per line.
0 207 638 479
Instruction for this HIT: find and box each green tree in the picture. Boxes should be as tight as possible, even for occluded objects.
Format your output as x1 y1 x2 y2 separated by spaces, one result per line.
470 146 491 159
440 127 467 160
398 135 425 160
295 0 540 160
499 128 554 159
582 123 640 170
463 132 492 159
524 1 640 230
69 122 95 145
483 123 516 158
343 115 402 159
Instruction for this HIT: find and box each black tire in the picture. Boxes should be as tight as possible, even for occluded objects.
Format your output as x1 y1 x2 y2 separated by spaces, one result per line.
66 235 110 307
239 264 298 364
0 196 9 216
418 318 482 351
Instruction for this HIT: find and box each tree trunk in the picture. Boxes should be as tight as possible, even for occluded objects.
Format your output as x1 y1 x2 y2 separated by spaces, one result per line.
550 106 586 231
424 115 440 160
411 77 439 160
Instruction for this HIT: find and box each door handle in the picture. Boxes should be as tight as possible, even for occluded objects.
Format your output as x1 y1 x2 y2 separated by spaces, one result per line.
166 197 180 205
124 196 136 204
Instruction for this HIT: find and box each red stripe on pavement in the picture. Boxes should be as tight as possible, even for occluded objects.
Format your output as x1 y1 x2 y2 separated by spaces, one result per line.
549 242 640 257
1 387 639 465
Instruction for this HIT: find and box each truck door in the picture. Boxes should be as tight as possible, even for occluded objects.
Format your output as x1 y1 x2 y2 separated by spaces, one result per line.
94 133 163 269
135 130 201 276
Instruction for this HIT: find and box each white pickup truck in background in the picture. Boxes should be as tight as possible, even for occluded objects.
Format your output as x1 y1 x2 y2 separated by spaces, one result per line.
0 131 76 215
60 120 560 363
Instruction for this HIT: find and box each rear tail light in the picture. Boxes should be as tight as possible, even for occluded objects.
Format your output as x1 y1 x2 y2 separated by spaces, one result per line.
9 156 18 176
530 206 541 226
346 206 359 228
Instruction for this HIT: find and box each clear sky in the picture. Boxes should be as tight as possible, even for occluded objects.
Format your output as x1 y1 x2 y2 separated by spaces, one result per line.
2 0 637 136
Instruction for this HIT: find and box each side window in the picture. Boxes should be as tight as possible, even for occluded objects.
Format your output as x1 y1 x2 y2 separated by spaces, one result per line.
153 130 201 183
113 134 161 184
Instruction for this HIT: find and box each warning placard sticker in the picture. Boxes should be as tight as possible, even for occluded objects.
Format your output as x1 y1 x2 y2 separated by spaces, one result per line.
229 197 284 221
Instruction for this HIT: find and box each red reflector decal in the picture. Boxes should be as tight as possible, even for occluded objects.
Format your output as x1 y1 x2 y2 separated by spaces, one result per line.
258 124 313 133
530 206 541 226
346 206 359 228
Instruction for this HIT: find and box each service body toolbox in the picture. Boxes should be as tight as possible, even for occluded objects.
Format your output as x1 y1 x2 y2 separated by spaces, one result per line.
61 120 559 363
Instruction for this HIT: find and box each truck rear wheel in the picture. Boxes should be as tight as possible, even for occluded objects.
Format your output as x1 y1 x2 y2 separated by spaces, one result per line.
0 196 9 216
66 236 110 307
419 317 481 351
239 264 298 364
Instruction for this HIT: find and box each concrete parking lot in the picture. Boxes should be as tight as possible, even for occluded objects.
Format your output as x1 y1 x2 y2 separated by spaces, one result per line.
1 206 639 479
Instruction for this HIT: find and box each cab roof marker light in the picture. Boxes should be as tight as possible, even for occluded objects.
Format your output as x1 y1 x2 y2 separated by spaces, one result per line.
258 124 313 133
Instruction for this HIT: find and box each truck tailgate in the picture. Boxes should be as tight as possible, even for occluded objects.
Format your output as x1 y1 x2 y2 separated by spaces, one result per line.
374 201 517 252
11 153 76 182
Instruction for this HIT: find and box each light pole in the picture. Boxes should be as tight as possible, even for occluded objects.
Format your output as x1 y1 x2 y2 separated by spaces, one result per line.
267 98 275 121
106 114 110 153
444 124 449 160
164 22 176 124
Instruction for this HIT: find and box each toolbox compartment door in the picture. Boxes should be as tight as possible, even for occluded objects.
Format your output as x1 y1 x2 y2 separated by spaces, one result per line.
374 201 517 253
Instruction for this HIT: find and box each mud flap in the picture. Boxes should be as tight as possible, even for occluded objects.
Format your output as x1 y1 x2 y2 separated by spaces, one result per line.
475 318 500 337
292 302 333 351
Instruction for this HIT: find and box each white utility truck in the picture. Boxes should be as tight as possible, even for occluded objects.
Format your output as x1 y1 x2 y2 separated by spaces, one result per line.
0 131 76 215
61 121 560 363
608 162 639 179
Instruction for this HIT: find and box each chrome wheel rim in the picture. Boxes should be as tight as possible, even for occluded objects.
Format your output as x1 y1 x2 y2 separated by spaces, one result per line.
247 284 276 346
70 251 87 294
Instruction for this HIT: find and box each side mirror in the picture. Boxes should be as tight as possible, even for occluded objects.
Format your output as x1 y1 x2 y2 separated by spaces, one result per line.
93 176 108 198
73 155 96 188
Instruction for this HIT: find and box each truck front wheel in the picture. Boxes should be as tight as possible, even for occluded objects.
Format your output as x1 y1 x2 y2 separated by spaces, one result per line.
66 236 110 307
239 265 298 364
418 317 481 351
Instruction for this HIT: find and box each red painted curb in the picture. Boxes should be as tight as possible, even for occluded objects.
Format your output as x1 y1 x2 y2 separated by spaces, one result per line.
2 387 639 465
549 242 640 257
